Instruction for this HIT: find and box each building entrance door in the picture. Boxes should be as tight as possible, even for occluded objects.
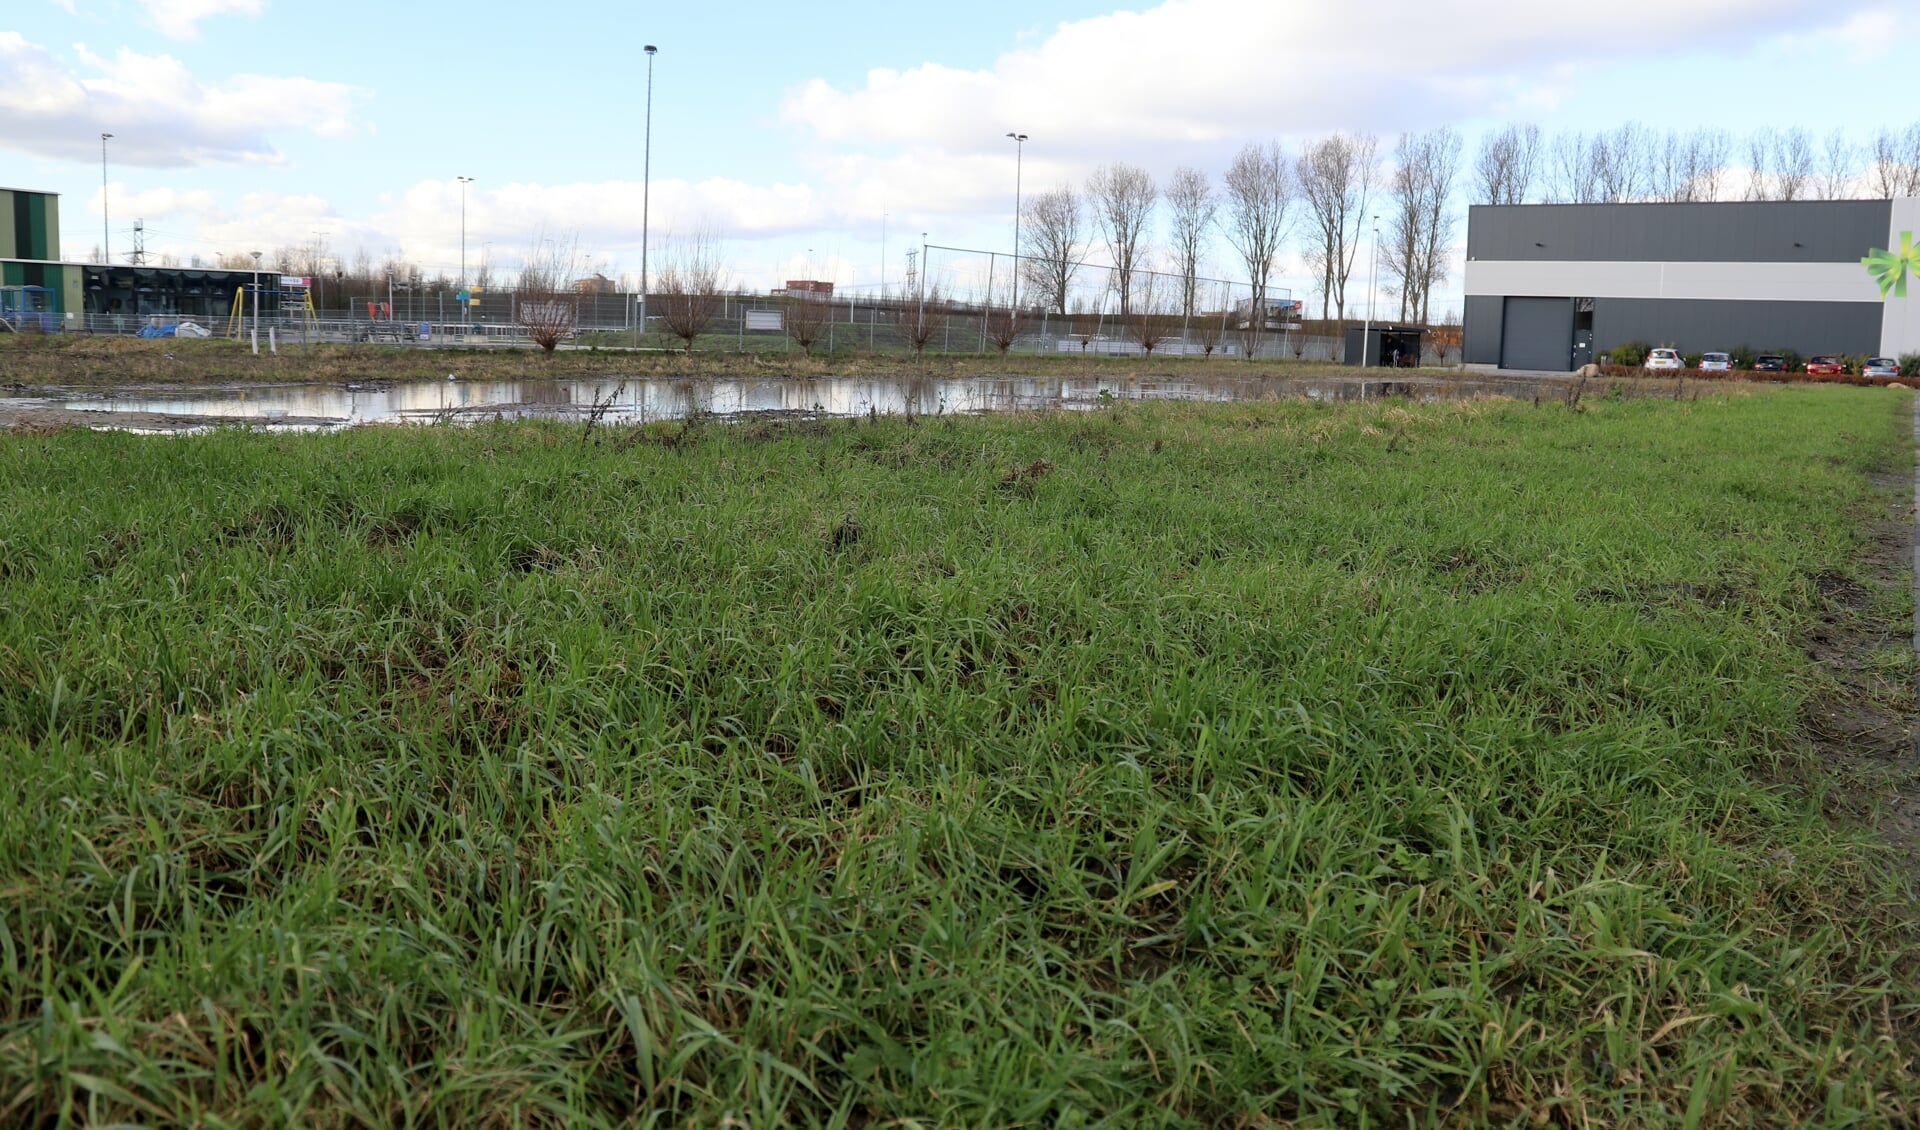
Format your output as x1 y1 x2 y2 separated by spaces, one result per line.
1571 298 1595 368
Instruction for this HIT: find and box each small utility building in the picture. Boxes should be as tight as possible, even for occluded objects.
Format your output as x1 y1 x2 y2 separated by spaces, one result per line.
1464 197 1920 370
1 186 85 320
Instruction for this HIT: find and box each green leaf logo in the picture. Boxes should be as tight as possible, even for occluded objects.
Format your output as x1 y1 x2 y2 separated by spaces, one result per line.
1864 231 1917 299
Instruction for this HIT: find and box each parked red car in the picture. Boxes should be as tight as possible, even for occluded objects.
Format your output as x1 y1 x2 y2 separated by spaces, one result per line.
1805 355 1846 376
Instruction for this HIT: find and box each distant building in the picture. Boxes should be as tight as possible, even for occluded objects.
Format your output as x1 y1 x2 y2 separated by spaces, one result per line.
1 186 84 321
572 273 616 295
1465 197 1920 369
776 279 834 300
1234 294 1301 330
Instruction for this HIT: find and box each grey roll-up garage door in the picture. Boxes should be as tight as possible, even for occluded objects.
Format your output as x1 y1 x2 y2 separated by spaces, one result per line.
1500 297 1574 371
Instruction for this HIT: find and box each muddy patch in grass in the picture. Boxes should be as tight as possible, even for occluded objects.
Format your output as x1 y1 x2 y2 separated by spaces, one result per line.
1804 465 1920 870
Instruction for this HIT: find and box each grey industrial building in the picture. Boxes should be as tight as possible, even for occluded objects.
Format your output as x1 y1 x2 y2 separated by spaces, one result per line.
1464 197 1920 370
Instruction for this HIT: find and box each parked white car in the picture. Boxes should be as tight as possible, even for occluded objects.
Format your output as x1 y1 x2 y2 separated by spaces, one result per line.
1643 348 1683 372
1698 351 1732 372
1863 357 1900 378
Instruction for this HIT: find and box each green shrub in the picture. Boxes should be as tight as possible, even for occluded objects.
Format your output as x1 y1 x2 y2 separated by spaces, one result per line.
1839 354 1867 375
1682 353 1703 369
1607 340 1651 367
1899 353 1920 378
1728 344 1758 369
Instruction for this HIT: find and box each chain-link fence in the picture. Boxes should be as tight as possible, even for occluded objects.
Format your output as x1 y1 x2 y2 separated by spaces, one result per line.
33 247 1354 360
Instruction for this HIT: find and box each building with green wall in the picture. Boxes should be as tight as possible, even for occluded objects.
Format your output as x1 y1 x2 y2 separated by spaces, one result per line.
1 186 61 260
1 186 83 320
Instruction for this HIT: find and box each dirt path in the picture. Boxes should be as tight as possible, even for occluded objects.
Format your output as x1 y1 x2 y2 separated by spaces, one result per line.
1806 397 1920 870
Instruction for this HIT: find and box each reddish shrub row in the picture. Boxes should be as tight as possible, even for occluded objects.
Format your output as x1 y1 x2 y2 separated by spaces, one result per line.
1594 365 1906 387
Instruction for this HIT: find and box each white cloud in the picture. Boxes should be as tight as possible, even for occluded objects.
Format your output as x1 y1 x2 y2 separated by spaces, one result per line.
781 0 1879 160
138 0 265 40
0 32 362 167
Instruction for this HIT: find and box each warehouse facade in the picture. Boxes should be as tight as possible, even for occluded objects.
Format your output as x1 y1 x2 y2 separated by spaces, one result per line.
1463 198 1920 370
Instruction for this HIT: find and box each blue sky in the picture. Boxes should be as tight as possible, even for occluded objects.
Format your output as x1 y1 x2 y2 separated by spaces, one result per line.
4 0 1917 306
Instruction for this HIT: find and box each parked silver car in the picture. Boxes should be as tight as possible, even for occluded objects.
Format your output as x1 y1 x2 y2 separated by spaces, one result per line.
1863 357 1900 378
1698 352 1732 373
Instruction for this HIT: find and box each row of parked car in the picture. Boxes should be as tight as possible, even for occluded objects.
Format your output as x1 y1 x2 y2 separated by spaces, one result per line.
1642 349 1900 377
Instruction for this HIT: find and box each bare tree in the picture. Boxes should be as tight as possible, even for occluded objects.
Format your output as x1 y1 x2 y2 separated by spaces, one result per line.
1818 129 1856 200
1745 128 1775 201
1773 127 1814 201
515 236 580 354
1681 128 1732 202
982 305 1025 354
1474 123 1541 205
654 231 729 353
1868 123 1920 198
1086 163 1156 317
1128 271 1174 355
1545 131 1598 203
1649 130 1686 203
1297 132 1377 324
1221 141 1293 348
1593 122 1649 203
896 286 947 357
1020 186 1088 316
1164 166 1216 319
1384 129 1462 326
1192 308 1224 358
784 291 831 354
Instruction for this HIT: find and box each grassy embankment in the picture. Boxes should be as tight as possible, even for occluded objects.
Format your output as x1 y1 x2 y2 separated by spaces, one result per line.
0 334 1375 390
1 388 1917 1126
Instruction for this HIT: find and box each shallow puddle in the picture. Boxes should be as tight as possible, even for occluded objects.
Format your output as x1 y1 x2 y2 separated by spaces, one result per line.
6 373 1555 431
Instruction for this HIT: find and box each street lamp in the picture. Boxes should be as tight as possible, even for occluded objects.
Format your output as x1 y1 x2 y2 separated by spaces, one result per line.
1363 216 1380 367
457 176 474 289
1006 132 1027 318
249 250 262 354
100 133 113 264
638 43 658 348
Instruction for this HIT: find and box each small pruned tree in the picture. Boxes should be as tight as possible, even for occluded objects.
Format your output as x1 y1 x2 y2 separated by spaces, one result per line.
1129 272 1172 355
896 286 946 358
515 236 581 354
1431 310 1463 367
1192 307 1224 358
655 231 728 353
785 291 832 355
983 305 1025 355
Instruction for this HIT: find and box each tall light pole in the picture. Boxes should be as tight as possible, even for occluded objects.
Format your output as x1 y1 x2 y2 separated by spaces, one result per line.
457 176 474 326
1006 132 1027 317
100 133 113 264
456 176 473 288
249 250 262 354
1363 217 1379 367
638 43 658 348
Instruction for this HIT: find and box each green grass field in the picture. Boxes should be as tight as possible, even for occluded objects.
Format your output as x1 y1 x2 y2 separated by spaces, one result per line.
2 387 1917 1126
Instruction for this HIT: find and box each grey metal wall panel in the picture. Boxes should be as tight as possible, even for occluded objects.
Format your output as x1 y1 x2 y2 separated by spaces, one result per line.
1463 295 1503 365
1500 297 1574 371
1467 200 1892 264
1592 298 1884 358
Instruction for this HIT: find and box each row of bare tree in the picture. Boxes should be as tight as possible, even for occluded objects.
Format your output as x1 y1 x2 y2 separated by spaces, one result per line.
1476 121 1920 206
1019 118 1920 334
1017 128 1463 331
